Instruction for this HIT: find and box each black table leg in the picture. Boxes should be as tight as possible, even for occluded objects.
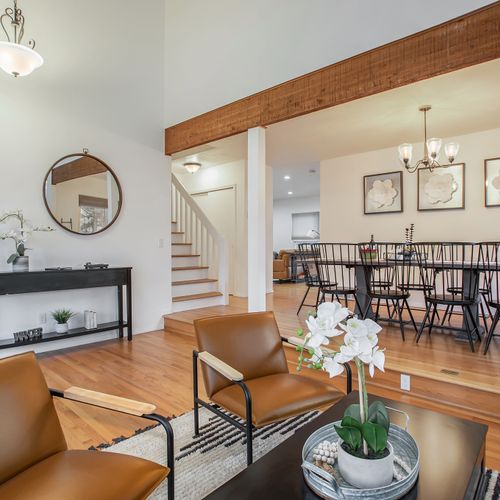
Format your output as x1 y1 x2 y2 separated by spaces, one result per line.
354 264 374 319
117 285 124 339
456 269 482 342
126 269 133 341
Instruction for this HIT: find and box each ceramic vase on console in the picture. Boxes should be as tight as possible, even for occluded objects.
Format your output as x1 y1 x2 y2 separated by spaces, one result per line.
12 256 29 272
55 323 69 334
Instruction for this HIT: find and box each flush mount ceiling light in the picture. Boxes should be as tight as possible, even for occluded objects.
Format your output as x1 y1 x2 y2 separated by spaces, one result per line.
283 175 291 180
287 191 293 195
183 161 201 174
0 0 43 77
398 105 460 174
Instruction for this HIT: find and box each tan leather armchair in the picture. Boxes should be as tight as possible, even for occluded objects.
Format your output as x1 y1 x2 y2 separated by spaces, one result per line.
192 312 350 465
273 250 291 280
0 352 174 499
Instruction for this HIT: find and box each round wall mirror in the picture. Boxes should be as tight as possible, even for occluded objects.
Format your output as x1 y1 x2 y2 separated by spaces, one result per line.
43 152 122 235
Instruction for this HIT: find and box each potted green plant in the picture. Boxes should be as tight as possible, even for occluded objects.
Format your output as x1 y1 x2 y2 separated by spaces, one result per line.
0 210 54 271
52 309 75 333
296 302 393 489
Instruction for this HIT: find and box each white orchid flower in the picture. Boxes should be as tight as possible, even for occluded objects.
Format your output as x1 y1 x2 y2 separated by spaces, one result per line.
368 347 385 377
305 331 330 349
316 301 350 324
323 356 345 378
340 317 370 338
306 315 342 339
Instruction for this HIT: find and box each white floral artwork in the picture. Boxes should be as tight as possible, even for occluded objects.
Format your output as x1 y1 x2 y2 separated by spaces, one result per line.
485 158 500 207
364 171 403 214
367 179 398 208
418 164 465 211
423 173 458 205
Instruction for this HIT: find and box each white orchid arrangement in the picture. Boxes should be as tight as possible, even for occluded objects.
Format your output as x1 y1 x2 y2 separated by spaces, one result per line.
0 210 54 264
296 302 390 459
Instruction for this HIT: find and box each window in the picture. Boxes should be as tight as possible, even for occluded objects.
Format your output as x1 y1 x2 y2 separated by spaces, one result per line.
79 195 108 233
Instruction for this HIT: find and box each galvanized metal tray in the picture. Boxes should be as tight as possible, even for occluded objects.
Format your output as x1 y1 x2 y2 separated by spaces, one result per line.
301 416 419 499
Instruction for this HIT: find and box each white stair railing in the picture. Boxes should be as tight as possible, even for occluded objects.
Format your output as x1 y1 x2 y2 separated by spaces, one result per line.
171 175 229 304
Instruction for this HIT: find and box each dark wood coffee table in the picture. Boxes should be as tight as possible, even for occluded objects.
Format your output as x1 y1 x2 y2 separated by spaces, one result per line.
206 392 487 500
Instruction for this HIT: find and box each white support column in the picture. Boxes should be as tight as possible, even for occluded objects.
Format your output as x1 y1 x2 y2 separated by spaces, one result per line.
247 127 267 312
266 164 274 294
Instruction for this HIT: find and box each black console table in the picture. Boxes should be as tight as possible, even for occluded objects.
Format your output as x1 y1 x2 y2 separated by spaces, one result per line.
0 267 132 350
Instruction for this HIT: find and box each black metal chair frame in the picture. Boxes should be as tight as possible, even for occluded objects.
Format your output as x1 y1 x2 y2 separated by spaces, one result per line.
358 242 418 340
49 388 175 499
193 345 352 466
480 242 500 355
415 242 481 353
296 243 322 315
311 243 362 312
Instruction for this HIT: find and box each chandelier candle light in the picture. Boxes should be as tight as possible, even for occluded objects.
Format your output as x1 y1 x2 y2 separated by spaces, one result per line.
0 0 43 77
398 106 460 173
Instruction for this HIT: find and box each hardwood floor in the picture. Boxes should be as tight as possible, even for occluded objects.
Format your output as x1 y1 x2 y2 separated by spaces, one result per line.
38 282 500 470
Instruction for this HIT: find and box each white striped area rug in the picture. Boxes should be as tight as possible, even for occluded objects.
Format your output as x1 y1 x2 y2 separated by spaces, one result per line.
96 407 319 499
94 408 499 500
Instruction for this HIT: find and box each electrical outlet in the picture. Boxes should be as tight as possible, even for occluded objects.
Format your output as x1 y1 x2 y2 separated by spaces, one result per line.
39 312 47 324
400 374 411 391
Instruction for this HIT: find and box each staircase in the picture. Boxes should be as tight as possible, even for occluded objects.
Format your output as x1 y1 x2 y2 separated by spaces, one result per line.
171 175 229 312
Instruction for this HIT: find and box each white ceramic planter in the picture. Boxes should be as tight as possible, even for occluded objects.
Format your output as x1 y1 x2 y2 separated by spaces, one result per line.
12 256 29 272
337 439 394 489
55 323 69 333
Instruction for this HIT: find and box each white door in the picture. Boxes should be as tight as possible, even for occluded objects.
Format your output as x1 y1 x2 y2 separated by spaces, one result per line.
192 187 236 295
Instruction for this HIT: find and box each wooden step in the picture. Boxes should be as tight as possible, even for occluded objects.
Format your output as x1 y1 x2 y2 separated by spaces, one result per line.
172 266 209 271
172 254 201 258
172 291 223 303
172 278 218 286
172 242 192 246
171 231 184 234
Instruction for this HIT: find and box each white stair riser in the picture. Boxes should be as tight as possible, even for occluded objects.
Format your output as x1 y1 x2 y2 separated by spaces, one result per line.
172 256 200 267
171 222 178 231
172 268 208 281
172 282 218 297
172 244 193 255
171 233 184 244
172 294 226 312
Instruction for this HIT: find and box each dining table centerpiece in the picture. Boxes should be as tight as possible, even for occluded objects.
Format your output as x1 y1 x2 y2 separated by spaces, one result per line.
295 301 394 489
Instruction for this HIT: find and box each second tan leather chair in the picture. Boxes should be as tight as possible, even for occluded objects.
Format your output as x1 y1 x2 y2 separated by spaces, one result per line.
193 311 350 464
0 352 174 499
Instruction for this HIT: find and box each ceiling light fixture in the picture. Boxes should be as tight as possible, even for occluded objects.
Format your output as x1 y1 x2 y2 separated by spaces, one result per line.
398 105 459 173
284 175 291 180
0 0 43 77
183 161 202 174
287 191 293 195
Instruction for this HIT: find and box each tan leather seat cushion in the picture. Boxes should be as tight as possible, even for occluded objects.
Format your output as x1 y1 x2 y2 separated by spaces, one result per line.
211 373 343 427
0 450 168 500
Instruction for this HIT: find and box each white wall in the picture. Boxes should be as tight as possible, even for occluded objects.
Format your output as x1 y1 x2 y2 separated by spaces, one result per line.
320 128 500 243
273 195 320 252
164 0 491 125
0 0 170 354
176 161 248 297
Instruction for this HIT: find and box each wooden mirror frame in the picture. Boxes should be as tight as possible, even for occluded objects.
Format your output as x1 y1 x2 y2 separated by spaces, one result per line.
43 152 123 235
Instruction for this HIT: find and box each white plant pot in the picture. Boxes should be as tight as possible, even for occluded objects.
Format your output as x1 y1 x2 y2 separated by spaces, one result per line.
337 439 394 489
55 323 69 333
12 256 29 272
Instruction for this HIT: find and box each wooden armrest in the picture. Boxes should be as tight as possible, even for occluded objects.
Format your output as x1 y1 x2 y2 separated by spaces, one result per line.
283 336 336 356
63 386 156 417
198 351 244 381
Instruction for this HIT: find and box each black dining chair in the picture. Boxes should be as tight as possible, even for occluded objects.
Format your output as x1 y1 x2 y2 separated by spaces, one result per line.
479 242 500 354
296 243 322 315
310 243 361 312
357 242 418 340
415 242 481 352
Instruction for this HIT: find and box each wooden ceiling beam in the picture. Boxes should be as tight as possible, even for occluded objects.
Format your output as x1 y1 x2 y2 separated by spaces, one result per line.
164 2 500 156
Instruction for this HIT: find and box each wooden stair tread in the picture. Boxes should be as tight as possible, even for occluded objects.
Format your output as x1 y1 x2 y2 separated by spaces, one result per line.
172 266 209 271
172 279 218 286
171 231 184 234
172 254 200 258
172 291 222 302
172 242 192 245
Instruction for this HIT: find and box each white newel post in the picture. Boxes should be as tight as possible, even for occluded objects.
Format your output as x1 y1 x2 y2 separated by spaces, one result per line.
247 127 267 312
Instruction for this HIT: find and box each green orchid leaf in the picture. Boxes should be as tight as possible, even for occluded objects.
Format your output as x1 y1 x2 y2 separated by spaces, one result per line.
335 425 361 450
7 253 19 264
368 401 390 432
344 404 361 422
297 328 303 336
341 415 362 430
361 422 388 454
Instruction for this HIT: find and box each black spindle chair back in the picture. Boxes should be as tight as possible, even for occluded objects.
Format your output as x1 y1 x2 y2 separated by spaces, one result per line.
296 243 321 315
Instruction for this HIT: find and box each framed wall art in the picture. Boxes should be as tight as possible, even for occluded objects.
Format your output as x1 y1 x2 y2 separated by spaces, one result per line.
363 171 403 215
485 157 500 208
417 163 465 211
